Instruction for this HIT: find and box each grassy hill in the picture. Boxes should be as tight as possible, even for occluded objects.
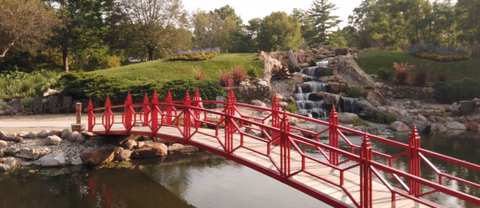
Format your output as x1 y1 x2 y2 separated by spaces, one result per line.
89 53 263 82
356 50 480 82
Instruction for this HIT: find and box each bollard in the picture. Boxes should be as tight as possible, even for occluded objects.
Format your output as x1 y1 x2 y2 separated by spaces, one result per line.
76 102 82 124
71 102 86 132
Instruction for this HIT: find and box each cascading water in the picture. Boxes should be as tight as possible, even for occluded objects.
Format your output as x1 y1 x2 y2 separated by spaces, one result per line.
338 97 359 114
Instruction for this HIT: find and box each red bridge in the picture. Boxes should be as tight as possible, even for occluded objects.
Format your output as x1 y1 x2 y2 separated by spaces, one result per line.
87 88 480 208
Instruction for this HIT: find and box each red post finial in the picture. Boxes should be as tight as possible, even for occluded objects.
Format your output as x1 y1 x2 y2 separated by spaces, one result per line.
184 90 191 100
228 88 235 104
105 95 111 107
166 89 172 102
273 93 279 103
88 99 93 110
283 110 291 131
410 124 419 139
125 91 132 105
194 87 200 100
152 89 159 104
362 132 371 148
330 105 337 114
143 93 149 104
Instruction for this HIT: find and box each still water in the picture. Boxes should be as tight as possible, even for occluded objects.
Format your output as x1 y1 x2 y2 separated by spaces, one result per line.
0 131 479 208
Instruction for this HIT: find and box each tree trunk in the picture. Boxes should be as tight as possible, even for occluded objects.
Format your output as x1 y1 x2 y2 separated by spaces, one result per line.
148 46 155 61
62 48 69 72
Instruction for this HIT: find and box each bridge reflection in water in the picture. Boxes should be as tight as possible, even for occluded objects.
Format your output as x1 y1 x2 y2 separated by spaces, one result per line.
88 88 480 208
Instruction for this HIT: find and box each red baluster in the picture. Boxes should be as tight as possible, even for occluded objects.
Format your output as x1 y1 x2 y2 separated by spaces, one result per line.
142 93 150 126
124 92 132 133
271 94 281 146
224 89 235 154
151 89 159 134
104 95 112 133
329 105 339 165
183 91 191 140
166 89 173 125
281 111 291 181
88 99 93 132
360 133 373 208
409 125 421 197
193 87 202 128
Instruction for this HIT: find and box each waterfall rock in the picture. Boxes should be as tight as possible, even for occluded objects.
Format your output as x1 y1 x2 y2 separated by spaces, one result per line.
292 73 307 84
338 113 359 124
287 50 298 69
323 93 340 106
0 140 7 148
389 121 411 132
446 122 467 130
367 91 386 106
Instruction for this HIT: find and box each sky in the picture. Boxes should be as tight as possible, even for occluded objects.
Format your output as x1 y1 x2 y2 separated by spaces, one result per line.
182 0 363 28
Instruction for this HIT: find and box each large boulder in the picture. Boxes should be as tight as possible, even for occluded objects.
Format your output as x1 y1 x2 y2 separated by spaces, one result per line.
287 50 298 69
458 101 475 115
45 135 62 145
115 150 132 161
323 93 340 106
15 148 50 160
0 131 5 139
34 153 66 167
338 113 359 124
0 148 4 157
130 143 168 159
367 91 386 106
70 155 83 166
389 121 411 132
446 122 467 130
27 132 38 139
122 140 138 151
37 130 50 138
80 148 115 166
61 128 71 139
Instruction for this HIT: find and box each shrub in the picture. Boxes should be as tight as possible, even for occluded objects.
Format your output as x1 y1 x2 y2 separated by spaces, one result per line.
352 118 369 126
377 114 386 124
349 86 362 98
394 62 412 85
159 79 225 102
335 47 349 56
230 65 246 85
386 114 397 124
108 55 122 68
285 103 297 113
219 70 234 87
434 78 480 104
22 97 33 108
409 44 471 62
247 68 258 79
438 73 449 82
377 68 394 81
192 67 205 80
414 69 429 87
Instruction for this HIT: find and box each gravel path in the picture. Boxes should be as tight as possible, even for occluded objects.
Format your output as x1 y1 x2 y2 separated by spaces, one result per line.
0 114 77 134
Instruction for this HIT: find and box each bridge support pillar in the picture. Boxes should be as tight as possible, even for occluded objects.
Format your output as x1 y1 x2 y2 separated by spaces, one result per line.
103 96 112 133
329 105 339 165
151 90 159 134
88 99 93 132
183 91 192 140
360 133 373 208
124 92 133 134
224 89 235 154
280 111 291 181
166 90 173 125
271 95 281 146
409 125 421 197
142 93 150 126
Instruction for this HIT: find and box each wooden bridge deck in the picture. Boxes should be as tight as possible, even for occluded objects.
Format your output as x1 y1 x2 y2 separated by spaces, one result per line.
93 122 433 208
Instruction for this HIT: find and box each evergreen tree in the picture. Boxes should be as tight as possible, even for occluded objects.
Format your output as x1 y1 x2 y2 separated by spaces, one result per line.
307 0 342 47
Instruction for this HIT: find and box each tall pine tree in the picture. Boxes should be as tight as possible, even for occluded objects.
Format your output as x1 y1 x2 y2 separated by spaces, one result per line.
307 0 342 47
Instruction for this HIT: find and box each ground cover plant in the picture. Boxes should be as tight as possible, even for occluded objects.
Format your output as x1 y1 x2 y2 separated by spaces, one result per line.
409 45 470 62
169 47 221 61
0 70 59 100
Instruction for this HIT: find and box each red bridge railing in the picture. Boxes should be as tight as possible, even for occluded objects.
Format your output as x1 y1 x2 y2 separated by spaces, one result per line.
87 88 480 207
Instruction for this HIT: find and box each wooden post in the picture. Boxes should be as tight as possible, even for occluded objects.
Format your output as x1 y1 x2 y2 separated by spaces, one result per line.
271 95 281 146
329 105 339 165
409 125 421 197
281 111 291 181
124 92 132 133
151 89 159 134
71 102 85 132
166 89 173 125
224 89 235 154
360 133 373 208
88 99 93 132
142 93 150 126
183 90 191 140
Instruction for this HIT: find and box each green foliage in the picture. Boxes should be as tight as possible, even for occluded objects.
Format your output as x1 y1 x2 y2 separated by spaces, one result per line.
348 86 362 98
409 45 471 62
22 97 34 108
352 118 369 126
246 68 258 79
434 78 480 104
307 0 342 46
0 70 60 100
386 114 397 124
285 103 297 113
169 47 221 61
0 102 10 111
255 12 303 51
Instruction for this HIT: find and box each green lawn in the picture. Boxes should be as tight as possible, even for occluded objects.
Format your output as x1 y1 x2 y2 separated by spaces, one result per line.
89 53 263 82
356 50 480 82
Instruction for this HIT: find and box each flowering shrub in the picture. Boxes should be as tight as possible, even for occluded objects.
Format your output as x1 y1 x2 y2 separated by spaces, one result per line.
409 45 470 62
169 47 220 61
394 62 413 85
